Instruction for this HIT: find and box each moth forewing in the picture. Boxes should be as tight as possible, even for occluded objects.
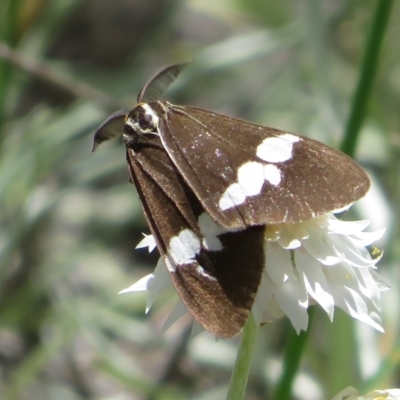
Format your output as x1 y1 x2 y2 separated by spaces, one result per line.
156 104 370 229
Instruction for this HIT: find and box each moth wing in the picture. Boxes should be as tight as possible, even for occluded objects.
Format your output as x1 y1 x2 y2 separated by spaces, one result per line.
127 137 264 338
157 103 370 229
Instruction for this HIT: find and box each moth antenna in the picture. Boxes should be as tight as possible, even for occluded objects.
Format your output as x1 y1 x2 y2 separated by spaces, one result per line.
92 109 127 151
137 61 191 103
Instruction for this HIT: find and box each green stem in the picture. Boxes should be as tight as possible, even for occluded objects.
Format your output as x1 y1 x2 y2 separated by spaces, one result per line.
273 308 315 400
340 0 394 158
226 315 259 400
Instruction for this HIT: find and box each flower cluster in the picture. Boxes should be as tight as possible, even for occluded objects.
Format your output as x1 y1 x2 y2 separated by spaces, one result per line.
121 212 387 335
253 213 386 333
331 387 400 400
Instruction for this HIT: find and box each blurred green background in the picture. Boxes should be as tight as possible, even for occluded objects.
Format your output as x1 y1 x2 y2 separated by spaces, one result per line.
0 1 399 399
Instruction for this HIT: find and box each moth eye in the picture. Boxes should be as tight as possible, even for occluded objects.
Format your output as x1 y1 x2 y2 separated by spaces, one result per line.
123 123 135 136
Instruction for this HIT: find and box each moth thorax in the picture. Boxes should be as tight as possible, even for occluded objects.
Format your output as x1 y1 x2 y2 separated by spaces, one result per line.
123 103 160 143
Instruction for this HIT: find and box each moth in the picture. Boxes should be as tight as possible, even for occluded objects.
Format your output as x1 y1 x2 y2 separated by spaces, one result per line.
93 63 370 338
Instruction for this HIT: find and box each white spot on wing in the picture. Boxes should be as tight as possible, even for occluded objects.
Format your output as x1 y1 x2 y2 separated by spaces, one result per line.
198 212 227 251
218 133 300 211
219 183 246 210
219 161 265 210
164 257 176 272
256 133 300 163
238 162 264 196
168 229 200 265
219 160 285 210
196 265 217 281
264 164 282 186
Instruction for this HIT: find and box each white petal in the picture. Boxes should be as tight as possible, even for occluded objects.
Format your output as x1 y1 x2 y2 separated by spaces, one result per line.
330 387 358 400
302 234 343 265
265 224 281 241
278 226 302 249
329 234 378 268
119 273 154 293
118 260 171 314
198 212 226 251
304 215 329 231
349 228 386 247
331 387 400 400
273 279 309 333
136 233 157 252
262 298 286 321
369 269 390 292
295 249 335 320
334 286 384 332
331 204 353 214
252 270 274 326
327 218 370 235
353 267 382 308
265 242 295 284
384 389 400 399
145 259 172 312
161 300 190 334
287 222 309 240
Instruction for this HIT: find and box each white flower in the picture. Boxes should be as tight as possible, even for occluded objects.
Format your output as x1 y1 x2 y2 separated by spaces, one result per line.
120 213 387 335
331 386 400 400
253 213 387 333
135 233 157 253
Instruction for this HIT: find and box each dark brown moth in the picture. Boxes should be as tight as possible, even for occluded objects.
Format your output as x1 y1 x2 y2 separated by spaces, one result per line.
93 63 370 338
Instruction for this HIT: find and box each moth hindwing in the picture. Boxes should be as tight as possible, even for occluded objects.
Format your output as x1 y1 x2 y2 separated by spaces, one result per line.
93 63 370 338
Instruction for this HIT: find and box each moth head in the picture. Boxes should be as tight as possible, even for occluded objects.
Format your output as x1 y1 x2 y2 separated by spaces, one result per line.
93 62 189 152
123 103 160 143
